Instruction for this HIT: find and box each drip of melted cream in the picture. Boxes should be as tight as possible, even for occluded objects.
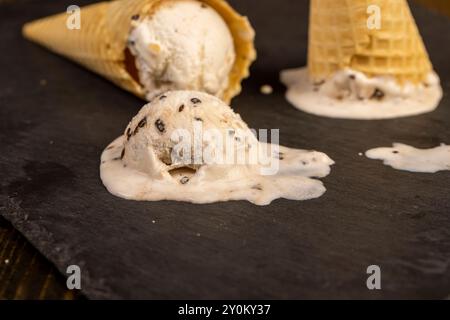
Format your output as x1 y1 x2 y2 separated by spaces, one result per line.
101 137 334 206
100 91 334 206
365 143 450 173
280 67 443 120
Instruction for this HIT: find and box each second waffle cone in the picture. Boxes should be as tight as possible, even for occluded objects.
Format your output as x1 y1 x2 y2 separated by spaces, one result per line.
307 0 433 84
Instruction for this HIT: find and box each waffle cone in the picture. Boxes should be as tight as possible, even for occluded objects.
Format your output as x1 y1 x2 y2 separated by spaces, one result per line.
307 0 433 84
23 0 256 103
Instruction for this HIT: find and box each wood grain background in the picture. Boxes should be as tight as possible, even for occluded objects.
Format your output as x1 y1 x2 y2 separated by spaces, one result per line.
0 217 80 299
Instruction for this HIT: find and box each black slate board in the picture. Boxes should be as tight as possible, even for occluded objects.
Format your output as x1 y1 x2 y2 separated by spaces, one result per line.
1 0 449 299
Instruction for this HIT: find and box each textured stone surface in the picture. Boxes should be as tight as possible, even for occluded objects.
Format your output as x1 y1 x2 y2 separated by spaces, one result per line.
0 0 449 299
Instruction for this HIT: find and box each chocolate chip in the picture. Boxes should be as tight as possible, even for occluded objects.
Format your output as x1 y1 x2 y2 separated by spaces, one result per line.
126 127 132 140
138 117 147 128
251 184 263 191
120 148 125 160
178 104 185 112
155 119 165 133
128 40 135 46
392 150 399 154
228 129 235 136
133 118 147 136
131 14 140 20
235 137 241 142
180 176 190 184
371 88 385 100
349 74 356 80
194 117 203 122
302 161 309 165
159 95 167 100
191 98 202 104
112 157 121 161
201 3 207 8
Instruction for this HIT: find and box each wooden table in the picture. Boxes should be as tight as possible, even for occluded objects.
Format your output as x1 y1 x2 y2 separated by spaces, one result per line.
0 217 79 299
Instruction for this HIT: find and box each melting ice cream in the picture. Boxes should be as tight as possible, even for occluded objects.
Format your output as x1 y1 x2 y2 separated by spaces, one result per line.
281 68 443 120
366 143 450 173
128 0 236 100
100 91 334 205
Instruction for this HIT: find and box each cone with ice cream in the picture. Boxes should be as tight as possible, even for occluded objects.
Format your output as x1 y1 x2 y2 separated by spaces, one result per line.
281 0 443 120
23 0 256 104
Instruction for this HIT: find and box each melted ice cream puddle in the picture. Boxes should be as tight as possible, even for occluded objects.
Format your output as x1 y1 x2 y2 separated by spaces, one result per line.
365 143 450 173
128 0 235 100
100 91 334 206
280 68 443 120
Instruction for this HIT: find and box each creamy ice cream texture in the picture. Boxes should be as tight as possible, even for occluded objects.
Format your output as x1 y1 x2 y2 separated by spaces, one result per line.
100 91 334 205
281 68 443 120
366 143 450 173
128 0 236 100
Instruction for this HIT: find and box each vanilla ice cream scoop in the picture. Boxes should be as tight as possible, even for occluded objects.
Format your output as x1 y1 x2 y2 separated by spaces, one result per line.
127 0 236 100
119 90 255 179
100 91 334 206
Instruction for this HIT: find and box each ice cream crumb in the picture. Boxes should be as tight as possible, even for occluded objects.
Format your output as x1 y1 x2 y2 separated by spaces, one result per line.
147 43 161 54
4 259 10 265
260 85 273 95
358 153 363 156
196 233 201 237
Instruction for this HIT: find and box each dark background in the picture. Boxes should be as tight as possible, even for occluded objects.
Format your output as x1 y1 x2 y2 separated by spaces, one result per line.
0 0 449 299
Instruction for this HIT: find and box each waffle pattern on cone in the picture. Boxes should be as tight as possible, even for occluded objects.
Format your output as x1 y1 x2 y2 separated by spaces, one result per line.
23 0 256 103
307 0 433 84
